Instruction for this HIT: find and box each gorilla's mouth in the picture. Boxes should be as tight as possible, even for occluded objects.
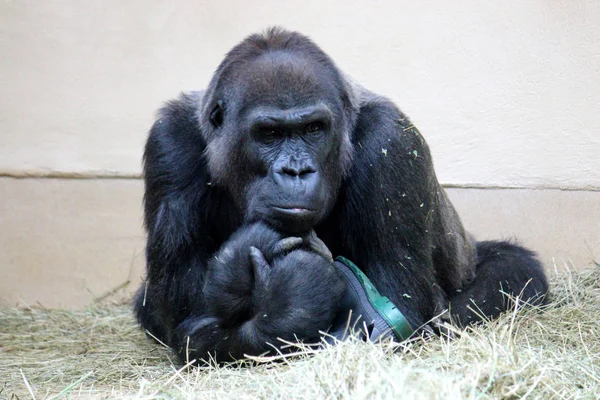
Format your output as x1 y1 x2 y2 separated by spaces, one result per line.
270 206 321 234
272 206 316 218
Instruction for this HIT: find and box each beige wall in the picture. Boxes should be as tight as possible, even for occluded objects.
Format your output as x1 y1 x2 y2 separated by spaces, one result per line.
2 1 599 188
1 1 598 307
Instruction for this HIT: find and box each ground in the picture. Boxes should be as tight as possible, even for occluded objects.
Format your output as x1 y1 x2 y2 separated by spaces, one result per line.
1 264 598 399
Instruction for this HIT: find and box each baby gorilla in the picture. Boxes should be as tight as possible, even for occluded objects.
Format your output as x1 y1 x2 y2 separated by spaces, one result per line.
177 223 345 363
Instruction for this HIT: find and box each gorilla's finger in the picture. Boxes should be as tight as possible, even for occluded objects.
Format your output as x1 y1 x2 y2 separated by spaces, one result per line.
272 237 303 258
250 246 271 284
304 231 333 263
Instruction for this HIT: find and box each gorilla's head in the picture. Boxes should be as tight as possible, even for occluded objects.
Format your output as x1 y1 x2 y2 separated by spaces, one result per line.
198 28 359 234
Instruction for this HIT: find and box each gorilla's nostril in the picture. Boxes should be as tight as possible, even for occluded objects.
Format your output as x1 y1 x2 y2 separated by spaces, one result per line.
281 166 315 178
281 166 300 177
299 168 315 177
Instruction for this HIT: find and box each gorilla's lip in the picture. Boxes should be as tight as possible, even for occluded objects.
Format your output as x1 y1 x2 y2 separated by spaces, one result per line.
272 206 317 217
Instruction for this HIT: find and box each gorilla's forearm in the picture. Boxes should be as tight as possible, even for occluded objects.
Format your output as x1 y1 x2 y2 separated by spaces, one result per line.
173 286 341 364
172 315 274 364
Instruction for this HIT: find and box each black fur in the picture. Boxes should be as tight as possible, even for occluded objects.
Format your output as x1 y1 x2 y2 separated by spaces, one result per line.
449 240 549 327
134 27 549 364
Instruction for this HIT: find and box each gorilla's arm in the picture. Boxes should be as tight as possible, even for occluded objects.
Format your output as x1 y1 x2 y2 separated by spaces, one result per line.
135 92 220 344
320 96 477 329
176 226 345 363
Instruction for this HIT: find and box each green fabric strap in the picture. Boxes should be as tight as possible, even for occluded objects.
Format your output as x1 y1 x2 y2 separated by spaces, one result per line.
335 256 414 341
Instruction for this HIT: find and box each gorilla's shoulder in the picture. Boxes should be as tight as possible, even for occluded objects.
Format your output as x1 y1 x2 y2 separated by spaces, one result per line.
153 91 205 135
148 91 206 149
353 92 430 156
144 91 208 176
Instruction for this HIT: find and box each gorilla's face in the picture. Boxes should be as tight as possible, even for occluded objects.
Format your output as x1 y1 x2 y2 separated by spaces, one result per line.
203 51 353 234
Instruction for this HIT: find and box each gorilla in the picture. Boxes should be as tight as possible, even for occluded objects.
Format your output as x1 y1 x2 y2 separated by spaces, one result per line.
134 28 548 364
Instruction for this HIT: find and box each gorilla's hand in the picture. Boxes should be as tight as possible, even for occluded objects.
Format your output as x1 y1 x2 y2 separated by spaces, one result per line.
201 222 292 320
191 223 345 361
247 234 345 341
203 222 343 324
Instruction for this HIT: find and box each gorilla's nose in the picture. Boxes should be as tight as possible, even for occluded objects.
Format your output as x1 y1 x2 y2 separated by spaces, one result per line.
274 165 318 195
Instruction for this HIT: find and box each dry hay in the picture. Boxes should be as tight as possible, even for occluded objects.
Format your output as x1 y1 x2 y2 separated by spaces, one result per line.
1 263 599 399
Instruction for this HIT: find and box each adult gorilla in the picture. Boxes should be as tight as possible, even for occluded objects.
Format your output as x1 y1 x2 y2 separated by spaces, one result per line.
135 28 548 363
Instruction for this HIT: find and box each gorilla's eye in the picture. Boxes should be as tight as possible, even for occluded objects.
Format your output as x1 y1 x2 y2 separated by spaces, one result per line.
209 101 224 128
263 129 280 136
305 121 324 134
259 127 283 142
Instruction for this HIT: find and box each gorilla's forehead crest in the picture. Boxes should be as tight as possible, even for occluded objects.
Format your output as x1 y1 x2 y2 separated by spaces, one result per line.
236 52 339 109
200 27 358 127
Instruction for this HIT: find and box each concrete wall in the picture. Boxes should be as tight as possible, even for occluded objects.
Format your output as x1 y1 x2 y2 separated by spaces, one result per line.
1 1 598 307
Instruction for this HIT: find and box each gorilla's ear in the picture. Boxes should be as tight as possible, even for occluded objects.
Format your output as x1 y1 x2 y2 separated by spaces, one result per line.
209 100 224 128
